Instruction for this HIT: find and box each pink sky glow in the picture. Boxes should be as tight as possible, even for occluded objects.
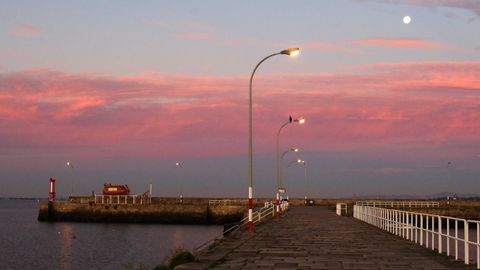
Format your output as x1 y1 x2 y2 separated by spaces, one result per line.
1 61 478 160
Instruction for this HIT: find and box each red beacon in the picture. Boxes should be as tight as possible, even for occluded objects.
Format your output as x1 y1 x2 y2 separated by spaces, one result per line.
48 177 56 202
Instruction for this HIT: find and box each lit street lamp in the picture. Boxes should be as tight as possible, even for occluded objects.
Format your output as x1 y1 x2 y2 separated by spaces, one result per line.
276 146 299 213
288 159 308 201
248 47 300 232
175 162 184 203
66 161 75 199
276 116 304 214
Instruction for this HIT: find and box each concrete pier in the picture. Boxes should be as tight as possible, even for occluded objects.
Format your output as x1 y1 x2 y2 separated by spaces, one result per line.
37 199 247 224
180 206 476 269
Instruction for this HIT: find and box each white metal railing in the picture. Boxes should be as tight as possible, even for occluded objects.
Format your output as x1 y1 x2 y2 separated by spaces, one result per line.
93 194 150 205
336 203 347 216
208 199 247 206
354 205 480 268
195 204 277 254
239 204 276 227
194 223 240 253
356 201 439 208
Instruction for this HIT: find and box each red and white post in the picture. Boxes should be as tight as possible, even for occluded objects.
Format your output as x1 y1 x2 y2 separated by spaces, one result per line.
248 186 253 232
276 191 280 216
48 177 56 202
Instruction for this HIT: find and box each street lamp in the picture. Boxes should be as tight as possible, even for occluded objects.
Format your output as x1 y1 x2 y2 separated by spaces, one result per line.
276 146 300 214
175 162 184 204
248 47 300 233
288 159 308 201
66 161 75 199
276 116 304 213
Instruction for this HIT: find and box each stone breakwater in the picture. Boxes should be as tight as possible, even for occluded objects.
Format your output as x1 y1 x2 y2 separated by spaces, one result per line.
38 200 246 225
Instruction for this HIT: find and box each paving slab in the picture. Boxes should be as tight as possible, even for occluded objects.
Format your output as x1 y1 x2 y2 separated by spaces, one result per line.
178 207 476 269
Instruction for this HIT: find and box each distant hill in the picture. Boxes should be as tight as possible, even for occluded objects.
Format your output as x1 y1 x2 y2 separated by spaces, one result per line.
351 192 480 200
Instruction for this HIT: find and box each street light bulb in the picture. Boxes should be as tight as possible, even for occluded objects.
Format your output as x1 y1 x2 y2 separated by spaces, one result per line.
289 49 300 57
293 148 299 152
280 47 300 56
66 161 70 166
175 162 180 166
297 159 303 163
294 117 305 124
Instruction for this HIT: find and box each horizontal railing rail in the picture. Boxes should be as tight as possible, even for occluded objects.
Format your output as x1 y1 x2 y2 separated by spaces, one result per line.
208 199 247 206
194 224 240 253
354 205 480 268
355 201 439 208
195 204 277 254
93 194 151 205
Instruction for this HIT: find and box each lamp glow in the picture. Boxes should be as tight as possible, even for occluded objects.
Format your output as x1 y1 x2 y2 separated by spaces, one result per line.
294 117 305 124
281 47 300 56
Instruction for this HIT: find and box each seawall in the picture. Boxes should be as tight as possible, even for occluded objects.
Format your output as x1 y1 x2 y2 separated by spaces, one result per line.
37 197 261 224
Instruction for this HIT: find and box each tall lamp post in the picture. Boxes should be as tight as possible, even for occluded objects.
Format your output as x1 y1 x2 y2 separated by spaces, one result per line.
175 162 184 204
276 117 304 214
288 159 307 201
66 161 75 199
248 47 300 233
276 146 299 214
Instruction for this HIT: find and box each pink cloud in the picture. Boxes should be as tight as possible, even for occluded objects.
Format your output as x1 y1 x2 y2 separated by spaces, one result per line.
174 32 215 41
303 41 355 53
393 0 480 10
0 62 479 158
354 38 445 49
364 0 480 15
9 23 42 38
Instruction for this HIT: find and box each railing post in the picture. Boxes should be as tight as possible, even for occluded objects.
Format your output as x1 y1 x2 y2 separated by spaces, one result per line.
438 216 442 254
465 221 469 264
455 220 459 260
415 213 418 243
447 218 450 256
431 216 434 250
427 216 431 248
477 223 479 269
420 214 423 246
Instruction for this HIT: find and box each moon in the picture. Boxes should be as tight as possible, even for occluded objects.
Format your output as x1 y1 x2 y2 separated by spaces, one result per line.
403 16 412 24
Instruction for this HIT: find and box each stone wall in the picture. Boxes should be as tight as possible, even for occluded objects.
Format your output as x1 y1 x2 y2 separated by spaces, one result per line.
38 201 245 224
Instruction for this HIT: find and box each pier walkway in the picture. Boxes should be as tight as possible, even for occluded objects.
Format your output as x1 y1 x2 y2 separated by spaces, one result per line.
180 206 475 269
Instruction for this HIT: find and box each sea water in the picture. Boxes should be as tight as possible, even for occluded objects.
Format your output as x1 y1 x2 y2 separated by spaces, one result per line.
0 199 222 270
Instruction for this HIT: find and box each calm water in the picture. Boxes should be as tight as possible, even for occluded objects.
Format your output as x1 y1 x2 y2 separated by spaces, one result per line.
0 199 222 270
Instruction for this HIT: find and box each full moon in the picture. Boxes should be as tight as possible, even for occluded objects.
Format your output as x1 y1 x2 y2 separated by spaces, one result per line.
403 15 412 24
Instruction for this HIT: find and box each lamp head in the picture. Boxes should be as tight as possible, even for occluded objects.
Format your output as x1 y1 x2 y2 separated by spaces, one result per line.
175 162 181 166
292 148 299 152
66 161 71 166
294 117 305 124
281 47 300 56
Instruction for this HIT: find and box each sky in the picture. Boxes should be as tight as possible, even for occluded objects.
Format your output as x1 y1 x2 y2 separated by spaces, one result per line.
0 0 479 198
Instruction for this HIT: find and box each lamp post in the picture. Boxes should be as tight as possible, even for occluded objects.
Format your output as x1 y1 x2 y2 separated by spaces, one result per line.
248 47 300 233
66 161 75 199
276 117 304 214
175 162 184 204
288 159 307 201
276 146 299 214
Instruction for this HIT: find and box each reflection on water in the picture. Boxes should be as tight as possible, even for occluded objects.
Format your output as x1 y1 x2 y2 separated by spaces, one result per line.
173 228 185 248
0 200 222 270
59 224 74 270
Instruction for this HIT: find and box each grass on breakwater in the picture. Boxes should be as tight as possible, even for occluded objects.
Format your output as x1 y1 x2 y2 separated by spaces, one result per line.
153 248 195 270
413 199 480 220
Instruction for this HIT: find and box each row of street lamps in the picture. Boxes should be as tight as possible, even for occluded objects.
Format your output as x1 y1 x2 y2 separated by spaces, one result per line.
63 47 304 234
247 47 302 232
276 116 305 214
